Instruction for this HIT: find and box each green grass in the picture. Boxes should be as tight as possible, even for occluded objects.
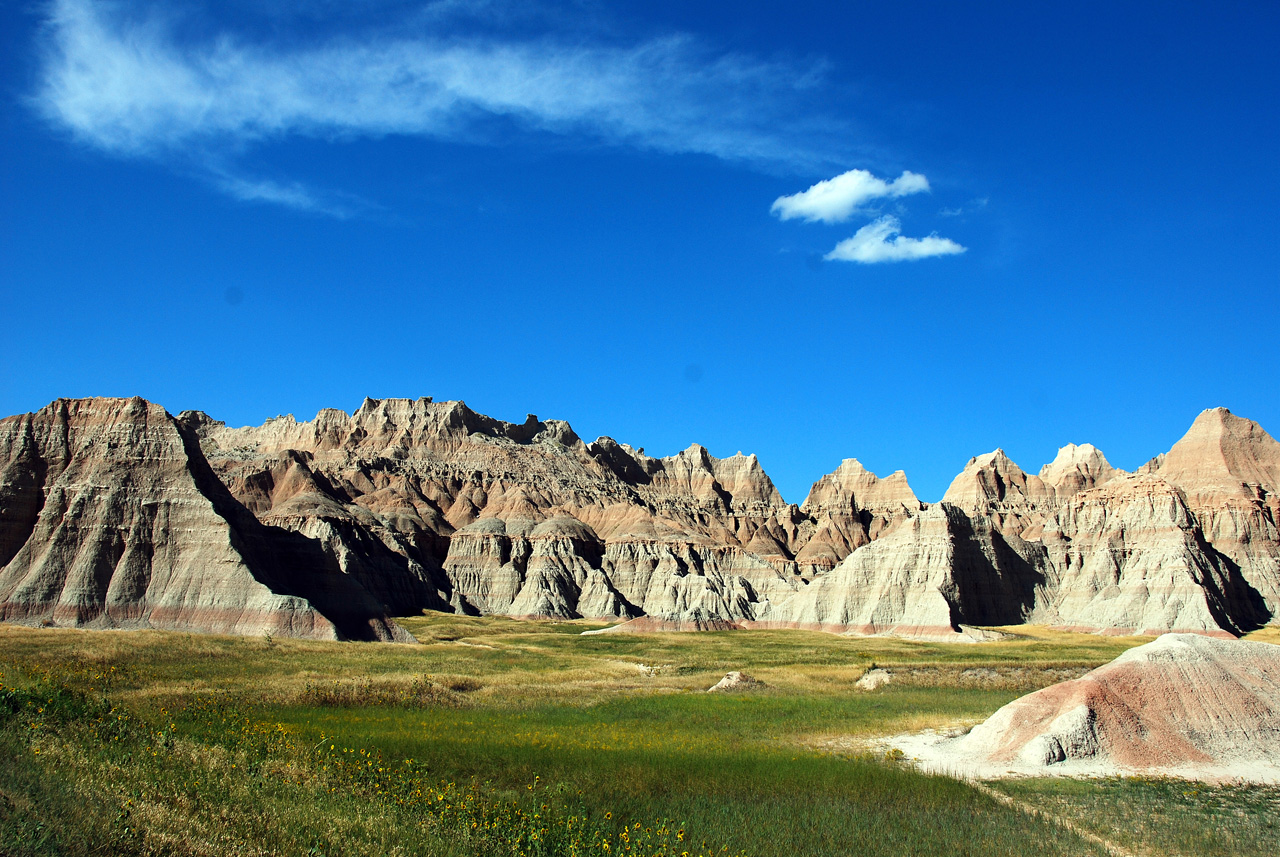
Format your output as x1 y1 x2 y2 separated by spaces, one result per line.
0 616 1261 857
994 777 1280 857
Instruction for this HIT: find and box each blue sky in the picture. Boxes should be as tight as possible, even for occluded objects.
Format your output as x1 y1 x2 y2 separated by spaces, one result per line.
2 0 1277 503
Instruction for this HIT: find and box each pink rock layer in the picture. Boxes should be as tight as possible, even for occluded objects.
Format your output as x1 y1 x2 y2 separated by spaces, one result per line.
952 634 1280 776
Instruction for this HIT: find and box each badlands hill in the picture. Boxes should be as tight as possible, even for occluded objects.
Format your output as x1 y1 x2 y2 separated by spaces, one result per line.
903 633 1280 782
0 397 1277 641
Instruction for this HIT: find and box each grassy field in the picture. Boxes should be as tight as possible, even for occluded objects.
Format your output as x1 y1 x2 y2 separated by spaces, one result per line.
0 615 1276 856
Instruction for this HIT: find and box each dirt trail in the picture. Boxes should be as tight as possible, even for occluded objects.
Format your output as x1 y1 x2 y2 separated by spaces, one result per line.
970 781 1138 857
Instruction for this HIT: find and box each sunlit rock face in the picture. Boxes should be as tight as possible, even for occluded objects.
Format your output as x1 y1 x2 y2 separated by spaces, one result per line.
0 397 410 641
1020 409 1278 636
794 458 921 579
755 502 1047 641
1145 408 1280 619
1032 475 1258 636
761 411 1278 638
186 396 814 629
2 397 1277 639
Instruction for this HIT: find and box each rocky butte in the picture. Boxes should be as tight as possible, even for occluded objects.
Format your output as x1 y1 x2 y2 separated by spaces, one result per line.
0 397 1276 642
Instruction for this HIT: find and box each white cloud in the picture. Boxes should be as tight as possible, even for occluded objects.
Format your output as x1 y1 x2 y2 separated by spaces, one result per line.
824 215 965 263
770 168 928 224
35 0 843 172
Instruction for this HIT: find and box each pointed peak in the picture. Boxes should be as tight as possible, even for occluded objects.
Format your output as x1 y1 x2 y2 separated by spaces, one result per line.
1039 441 1117 495
942 448 1040 508
1178 407 1270 443
1183 406 1264 441
968 448 1020 472
801 457 919 513
834 457 871 475
663 443 715 471
1161 408 1280 494
1193 406 1235 424
1040 442 1112 476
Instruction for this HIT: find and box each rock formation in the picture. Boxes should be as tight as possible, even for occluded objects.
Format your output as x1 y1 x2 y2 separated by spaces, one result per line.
1022 409 1275 636
793 459 921 579
185 397 809 630
855 668 892 691
1151 408 1280 619
754 503 1044 640
759 409 1277 639
707 671 765 692
1031 474 1258 635
1 397 1277 641
0 398 411 641
902 633 1280 782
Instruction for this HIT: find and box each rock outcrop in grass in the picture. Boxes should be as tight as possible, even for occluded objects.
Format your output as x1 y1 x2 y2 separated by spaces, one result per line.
901 633 1280 782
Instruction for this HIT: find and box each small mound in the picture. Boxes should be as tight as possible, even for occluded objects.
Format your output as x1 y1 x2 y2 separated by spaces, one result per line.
957 624 1014 642
707 672 765 693
855 668 892 690
896 634 1280 782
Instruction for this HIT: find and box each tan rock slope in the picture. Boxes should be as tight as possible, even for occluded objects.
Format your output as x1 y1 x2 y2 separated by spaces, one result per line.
901 633 1280 782
0 398 411 641
793 459 920 579
760 407 1276 639
753 504 1043 640
1028 408 1276 636
1 397 1277 640
186 397 808 629
1153 408 1280 619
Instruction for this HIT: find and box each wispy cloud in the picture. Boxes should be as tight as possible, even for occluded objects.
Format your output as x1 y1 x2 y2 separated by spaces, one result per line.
33 0 849 210
940 196 989 217
824 215 965 263
211 172 355 217
770 168 928 224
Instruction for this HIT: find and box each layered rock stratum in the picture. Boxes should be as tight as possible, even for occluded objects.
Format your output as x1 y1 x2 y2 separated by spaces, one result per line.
0 398 410 641
895 633 1280 782
1 397 1277 641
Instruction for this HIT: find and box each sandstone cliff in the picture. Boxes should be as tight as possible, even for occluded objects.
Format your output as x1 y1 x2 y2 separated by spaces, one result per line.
188 397 806 628
793 459 920 579
754 409 1278 638
2 397 1277 640
0 398 411 641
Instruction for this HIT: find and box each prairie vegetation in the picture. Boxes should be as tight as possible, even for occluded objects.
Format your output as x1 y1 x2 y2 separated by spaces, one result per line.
997 776 1280 857
0 616 1275 856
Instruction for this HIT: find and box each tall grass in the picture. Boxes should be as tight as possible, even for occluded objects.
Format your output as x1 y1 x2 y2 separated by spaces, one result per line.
0 618 1165 857
995 777 1280 857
